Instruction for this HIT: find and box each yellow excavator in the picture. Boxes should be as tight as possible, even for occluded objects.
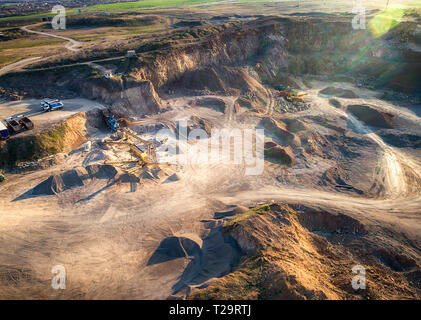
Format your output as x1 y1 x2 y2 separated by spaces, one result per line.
275 90 306 103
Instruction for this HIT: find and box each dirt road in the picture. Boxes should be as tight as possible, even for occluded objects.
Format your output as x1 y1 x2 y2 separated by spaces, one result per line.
0 56 43 77
21 25 82 52
0 24 83 76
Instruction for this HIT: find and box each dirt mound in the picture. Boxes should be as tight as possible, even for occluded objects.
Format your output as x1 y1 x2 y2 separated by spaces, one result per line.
348 105 394 129
234 96 253 110
85 164 118 179
319 166 364 195
319 87 358 98
32 169 84 195
130 166 175 183
32 165 118 195
234 95 267 113
376 130 421 149
260 117 297 147
190 204 421 300
148 236 201 265
281 117 308 133
173 66 268 110
149 223 241 298
329 98 342 108
137 168 156 181
264 141 296 167
164 173 180 183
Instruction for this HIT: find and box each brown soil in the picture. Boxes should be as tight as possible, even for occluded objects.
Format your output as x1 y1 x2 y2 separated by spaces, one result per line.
319 87 358 99
348 104 394 129
190 203 421 300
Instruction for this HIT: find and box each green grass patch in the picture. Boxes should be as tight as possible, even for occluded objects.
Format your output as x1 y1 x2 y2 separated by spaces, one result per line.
224 203 273 229
0 123 67 168
0 37 64 50
189 255 264 300
0 0 227 20
191 203 289 300
369 8 406 38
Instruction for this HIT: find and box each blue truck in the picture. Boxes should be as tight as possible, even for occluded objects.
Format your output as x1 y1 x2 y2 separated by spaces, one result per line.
0 120 10 140
41 99 64 112
105 115 121 132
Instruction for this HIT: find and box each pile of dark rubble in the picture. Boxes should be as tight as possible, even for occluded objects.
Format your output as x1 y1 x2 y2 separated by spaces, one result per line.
274 96 310 113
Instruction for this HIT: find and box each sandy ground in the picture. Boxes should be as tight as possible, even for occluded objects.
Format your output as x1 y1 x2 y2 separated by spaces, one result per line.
0 78 420 299
0 0 420 300
0 98 105 134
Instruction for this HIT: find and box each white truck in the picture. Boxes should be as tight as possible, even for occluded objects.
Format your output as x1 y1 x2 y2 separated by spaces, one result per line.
41 99 64 112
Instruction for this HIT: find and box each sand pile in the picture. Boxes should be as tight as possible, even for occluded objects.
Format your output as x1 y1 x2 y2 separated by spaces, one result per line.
264 141 296 167
329 98 342 108
319 86 358 98
281 117 308 133
31 163 175 195
164 173 180 183
147 236 202 265
260 117 296 147
32 165 119 195
348 104 394 129
173 66 269 111
131 166 178 184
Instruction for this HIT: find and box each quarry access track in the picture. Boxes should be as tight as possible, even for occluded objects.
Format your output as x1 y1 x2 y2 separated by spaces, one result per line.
21 24 82 52
0 24 84 76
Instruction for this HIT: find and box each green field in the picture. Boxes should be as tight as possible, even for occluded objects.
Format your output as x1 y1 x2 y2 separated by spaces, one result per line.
0 0 228 20
85 0 226 11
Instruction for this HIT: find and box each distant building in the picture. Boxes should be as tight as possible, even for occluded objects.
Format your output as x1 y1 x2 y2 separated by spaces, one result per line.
104 71 113 79
127 50 136 58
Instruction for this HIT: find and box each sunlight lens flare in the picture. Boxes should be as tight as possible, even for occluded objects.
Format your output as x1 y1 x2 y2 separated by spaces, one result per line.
369 6 406 38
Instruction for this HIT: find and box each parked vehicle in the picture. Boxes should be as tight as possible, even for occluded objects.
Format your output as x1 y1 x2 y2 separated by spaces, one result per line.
41 99 63 112
18 116 34 130
0 121 9 140
5 117 23 133
105 115 120 132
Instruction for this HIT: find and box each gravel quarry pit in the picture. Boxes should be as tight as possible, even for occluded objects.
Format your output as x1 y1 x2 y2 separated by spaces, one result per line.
0 13 420 299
